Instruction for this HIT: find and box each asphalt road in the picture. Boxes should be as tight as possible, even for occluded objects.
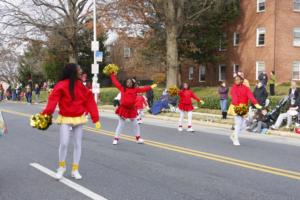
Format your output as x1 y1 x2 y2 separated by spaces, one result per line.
0 102 300 200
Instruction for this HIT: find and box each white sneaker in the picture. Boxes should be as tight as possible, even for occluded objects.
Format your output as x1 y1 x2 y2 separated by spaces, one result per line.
71 170 82 180
178 127 183 131
136 138 144 144
55 167 66 180
112 139 119 145
230 133 240 146
137 119 143 124
187 128 194 132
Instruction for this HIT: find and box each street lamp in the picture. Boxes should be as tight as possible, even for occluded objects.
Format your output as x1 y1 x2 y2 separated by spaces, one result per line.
91 0 100 103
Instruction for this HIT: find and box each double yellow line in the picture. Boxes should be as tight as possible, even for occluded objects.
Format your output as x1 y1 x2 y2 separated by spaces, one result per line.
2 109 300 181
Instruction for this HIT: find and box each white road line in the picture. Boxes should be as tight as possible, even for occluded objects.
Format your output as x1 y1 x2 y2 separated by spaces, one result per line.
30 163 108 200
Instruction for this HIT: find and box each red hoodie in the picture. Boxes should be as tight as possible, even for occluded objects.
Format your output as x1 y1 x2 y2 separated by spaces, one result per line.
42 79 99 123
230 84 258 106
178 89 200 112
111 74 151 118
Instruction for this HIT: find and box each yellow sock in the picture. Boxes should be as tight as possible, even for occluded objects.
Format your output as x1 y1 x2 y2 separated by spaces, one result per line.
59 161 66 168
72 164 79 172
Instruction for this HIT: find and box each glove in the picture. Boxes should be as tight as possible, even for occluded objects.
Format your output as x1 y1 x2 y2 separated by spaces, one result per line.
95 121 101 129
151 84 157 89
255 104 262 109
199 100 205 105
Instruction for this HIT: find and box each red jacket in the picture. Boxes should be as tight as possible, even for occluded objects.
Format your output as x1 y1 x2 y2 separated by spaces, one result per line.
135 95 147 110
111 74 151 118
178 89 200 112
230 84 258 106
42 80 99 123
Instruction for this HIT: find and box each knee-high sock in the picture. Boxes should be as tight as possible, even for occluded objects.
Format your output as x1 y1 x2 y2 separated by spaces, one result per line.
72 125 83 165
179 110 185 126
59 124 71 163
115 117 125 139
132 118 141 137
187 111 193 127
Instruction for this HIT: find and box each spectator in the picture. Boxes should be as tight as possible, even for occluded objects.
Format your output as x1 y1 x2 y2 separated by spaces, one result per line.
5 86 12 100
81 73 92 89
248 108 271 134
218 81 229 119
34 83 41 103
25 84 32 104
253 81 268 107
269 71 276 96
271 81 300 129
0 84 4 101
258 71 268 87
146 89 154 108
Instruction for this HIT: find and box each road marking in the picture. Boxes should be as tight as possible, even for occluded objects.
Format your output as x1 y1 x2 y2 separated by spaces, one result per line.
30 163 108 200
3 109 300 181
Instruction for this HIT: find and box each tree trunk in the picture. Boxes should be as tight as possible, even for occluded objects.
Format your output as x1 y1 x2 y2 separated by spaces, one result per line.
164 0 179 87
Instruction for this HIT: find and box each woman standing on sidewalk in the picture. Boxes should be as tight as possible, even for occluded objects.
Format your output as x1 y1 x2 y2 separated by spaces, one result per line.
42 63 101 180
269 71 276 96
229 75 261 146
110 73 157 145
178 83 204 132
218 81 229 119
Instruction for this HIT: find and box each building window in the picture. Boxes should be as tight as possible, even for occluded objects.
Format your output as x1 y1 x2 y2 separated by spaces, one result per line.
294 0 300 11
293 62 300 80
219 65 226 81
293 28 300 46
233 32 240 46
256 28 266 47
188 66 194 80
219 32 227 51
199 65 206 82
233 64 240 76
256 61 265 80
124 47 131 58
257 0 266 12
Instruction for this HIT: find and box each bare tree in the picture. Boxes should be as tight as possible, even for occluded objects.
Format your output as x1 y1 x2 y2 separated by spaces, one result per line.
0 0 95 63
100 0 237 86
0 49 18 85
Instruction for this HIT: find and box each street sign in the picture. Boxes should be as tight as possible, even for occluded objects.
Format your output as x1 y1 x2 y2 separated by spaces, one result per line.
92 63 99 74
96 51 103 62
92 83 100 94
91 41 99 51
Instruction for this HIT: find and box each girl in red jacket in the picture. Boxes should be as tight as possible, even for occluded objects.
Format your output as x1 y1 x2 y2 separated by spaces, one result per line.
42 63 101 180
110 74 156 145
135 93 148 124
230 75 261 146
178 83 204 132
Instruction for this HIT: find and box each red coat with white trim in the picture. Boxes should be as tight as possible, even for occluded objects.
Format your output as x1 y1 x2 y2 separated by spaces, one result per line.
230 84 258 106
42 79 99 123
178 89 200 112
110 74 151 119
135 95 147 110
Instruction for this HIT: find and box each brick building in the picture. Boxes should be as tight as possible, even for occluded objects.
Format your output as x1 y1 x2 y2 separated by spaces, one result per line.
182 0 300 86
105 35 166 83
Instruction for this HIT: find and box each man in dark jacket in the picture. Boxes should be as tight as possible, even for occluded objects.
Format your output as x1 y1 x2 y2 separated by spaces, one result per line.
253 82 268 107
258 72 268 87
146 89 154 108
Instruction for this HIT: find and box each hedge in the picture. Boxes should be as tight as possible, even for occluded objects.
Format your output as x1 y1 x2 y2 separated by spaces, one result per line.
99 87 285 110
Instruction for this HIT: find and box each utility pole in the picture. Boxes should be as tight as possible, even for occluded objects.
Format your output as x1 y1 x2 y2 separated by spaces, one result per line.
91 0 100 103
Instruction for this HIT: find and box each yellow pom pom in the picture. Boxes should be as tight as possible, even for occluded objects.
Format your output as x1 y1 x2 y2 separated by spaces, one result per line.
30 114 52 131
103 64 119 76
167 86 179 97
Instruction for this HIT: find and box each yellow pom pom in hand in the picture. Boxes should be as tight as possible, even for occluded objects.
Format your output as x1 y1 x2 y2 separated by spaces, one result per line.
103 64 119 76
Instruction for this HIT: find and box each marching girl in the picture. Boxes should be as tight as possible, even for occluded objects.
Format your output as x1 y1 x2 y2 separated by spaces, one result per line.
42 63 101 180
229 75 261 146
178 83 204 132
135 93 148 124
110 73 156 145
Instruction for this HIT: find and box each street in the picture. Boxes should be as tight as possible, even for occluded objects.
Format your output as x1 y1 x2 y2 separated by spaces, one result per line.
0 102 300 200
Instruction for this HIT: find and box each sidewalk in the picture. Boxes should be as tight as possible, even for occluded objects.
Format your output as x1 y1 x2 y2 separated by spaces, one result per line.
99 105 300 140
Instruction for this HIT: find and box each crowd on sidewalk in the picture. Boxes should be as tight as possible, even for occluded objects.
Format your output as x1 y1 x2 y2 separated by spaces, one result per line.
0 80 51 104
